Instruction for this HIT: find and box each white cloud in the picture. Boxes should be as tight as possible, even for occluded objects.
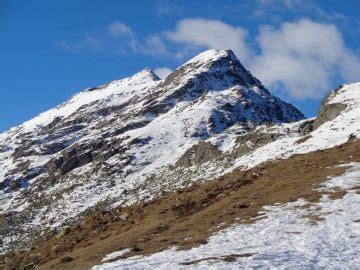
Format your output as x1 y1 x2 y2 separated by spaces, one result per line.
108 22 134 37
107 21 138 52
339 52 360 82
162 18 360 100
140 35 169 56
251 19 360 99
165 18 253 64
58 18 360 100
57 34 104 53
107 22 170 56
58 21 137 54
154 67 173 79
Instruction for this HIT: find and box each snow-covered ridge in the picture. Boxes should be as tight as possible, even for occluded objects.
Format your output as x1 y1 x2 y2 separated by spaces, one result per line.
20 68 161 132
328 82 360 105
184 49 237 65
165 49 268 94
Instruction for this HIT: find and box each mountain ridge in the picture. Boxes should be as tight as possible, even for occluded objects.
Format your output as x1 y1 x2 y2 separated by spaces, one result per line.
0 50 359 269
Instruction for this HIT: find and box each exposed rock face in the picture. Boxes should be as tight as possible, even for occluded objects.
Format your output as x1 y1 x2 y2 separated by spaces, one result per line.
313 85 347 129
176 142 222 168
313 102 347 129
233 131 281 158
0 49 318 253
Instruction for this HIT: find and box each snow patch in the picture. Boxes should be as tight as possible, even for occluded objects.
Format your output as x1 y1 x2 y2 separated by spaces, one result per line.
100 249 132 263
93 163 360 269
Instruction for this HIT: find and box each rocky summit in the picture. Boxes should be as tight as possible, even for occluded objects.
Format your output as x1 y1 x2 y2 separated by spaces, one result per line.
1 49 359 269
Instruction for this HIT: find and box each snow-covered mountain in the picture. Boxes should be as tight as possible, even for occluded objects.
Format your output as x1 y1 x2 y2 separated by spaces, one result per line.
1 49 359 269
0 49 303 246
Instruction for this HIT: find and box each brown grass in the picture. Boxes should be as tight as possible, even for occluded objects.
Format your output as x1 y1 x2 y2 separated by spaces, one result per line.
1 140 360 270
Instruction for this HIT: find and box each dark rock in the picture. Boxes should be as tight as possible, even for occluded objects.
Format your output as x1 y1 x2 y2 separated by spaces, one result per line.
348 133 357 141
298 119 314 135
46 157 64 173
40 142 67 155
176 142 222 167
132 246 142 252
233 131 280 158
60 157 79 174
112 121 151 136
12 143 38 159
45 116 62 130
59 256 74 263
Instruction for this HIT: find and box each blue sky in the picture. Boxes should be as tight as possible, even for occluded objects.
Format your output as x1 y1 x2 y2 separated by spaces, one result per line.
1 0 360 132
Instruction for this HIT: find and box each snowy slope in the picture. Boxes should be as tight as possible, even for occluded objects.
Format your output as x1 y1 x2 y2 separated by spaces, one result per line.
230 82 360 169
94 163 360 269
1 49 359 256
21 68 161 132
155 82 360 187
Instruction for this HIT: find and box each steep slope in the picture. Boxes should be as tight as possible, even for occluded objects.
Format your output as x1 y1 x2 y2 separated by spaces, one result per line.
0 49 304 253
33 82 359 270
0 49 360 269
2 119 359 269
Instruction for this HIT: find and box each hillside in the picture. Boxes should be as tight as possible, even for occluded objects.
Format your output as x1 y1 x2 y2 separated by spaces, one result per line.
1 49 359 269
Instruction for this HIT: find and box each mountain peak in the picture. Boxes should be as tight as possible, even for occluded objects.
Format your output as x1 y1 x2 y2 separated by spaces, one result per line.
161 49 269 95
6 47 354 262
184 49 237 65
130 68 161 82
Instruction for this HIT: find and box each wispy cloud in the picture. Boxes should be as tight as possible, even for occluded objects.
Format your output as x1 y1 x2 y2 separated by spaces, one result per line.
57 17 360 100
57 34 104 53
164 18 253 64
140 35 170 57
253 0 349 23
57 21 140 55
108 22 134 37
155 0 188 17
57 21 171 57
154 67 173 79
